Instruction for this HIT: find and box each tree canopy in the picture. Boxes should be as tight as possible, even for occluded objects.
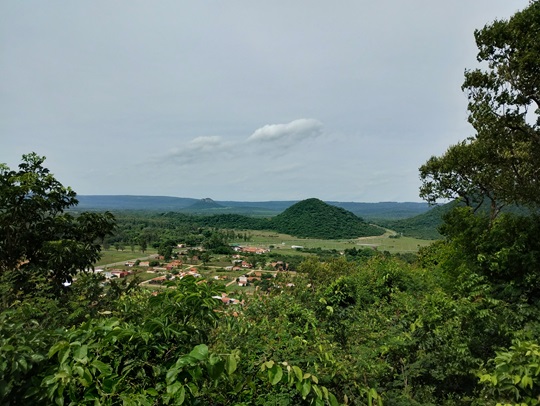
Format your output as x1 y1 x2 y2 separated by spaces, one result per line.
420 1 540 217
0 153 115 298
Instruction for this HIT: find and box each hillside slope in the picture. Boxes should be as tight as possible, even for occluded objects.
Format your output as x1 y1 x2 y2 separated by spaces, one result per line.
270 198 384 239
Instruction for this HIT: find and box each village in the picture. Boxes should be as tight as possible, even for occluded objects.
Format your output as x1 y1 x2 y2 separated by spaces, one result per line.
92 244 294 304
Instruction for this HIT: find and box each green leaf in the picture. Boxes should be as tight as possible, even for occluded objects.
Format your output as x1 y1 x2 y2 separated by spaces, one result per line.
146 388 159 397
166 367 179 385
292 366 303 382
521 375 533 389
268 365 283 385
177 385 186 404
328 392 339 406
91 359 112 376
74 345 88 364
189 344 208 361
186 382 199 397
226 354 237 375
167 382 182 396
263 360 274 371
322 386 329 399
58 347 71 365
301 380 311 399
312 384 322 399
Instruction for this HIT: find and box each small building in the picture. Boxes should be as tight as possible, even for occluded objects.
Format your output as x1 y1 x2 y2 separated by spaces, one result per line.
238 276 248 286
111 270 129 278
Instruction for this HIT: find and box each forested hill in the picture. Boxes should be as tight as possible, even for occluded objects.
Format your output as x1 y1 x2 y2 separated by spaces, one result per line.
329 201 430 220
380 200 540 240
270 198 384 239
378 202 456 239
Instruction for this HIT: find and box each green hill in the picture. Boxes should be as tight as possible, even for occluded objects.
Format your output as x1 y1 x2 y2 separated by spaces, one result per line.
379 201 464 239
270 198 384 239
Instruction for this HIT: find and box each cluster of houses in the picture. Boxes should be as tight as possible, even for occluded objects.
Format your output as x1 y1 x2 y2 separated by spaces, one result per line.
212 292 242 305
237 271 266 287
232 246 269 254
93 268 131 279
147 267 202 285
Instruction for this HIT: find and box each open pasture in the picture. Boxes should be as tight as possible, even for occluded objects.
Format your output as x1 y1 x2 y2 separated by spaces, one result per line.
231 229 434 254
95 248 157 267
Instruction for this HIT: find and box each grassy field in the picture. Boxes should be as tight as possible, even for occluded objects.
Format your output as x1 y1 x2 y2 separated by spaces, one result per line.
95 249 158 267
229 229 434 254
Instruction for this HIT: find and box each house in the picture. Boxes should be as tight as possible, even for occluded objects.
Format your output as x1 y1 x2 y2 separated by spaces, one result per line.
110 270 129 278
165 260 183 270
148 276 167 285
212 293 240 305
238 276 248 286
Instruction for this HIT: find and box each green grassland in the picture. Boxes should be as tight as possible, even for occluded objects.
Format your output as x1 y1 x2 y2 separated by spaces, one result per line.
229 229 433 254
95 248 157 266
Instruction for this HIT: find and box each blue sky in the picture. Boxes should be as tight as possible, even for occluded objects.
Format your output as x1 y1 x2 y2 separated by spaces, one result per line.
0 1 528 202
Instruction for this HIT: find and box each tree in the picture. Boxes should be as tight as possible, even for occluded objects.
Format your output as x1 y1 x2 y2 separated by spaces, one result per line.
420 2 540 217
0 153 116 299
139 238 147 253
158 242 173 261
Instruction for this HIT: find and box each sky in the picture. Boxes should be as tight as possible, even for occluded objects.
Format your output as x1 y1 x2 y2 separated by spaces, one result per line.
0 1 529 202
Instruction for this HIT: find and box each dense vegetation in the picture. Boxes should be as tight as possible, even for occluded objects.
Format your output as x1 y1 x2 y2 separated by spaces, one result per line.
270 198 384 239
2 3 540 405
378 202 456 240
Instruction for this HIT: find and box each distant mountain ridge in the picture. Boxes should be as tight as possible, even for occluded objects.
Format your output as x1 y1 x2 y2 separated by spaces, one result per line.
187 198 224 210
75 195 198 211
75 195 430 220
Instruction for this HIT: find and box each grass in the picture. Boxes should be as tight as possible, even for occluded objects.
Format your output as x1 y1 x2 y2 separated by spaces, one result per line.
228 229 434 254
95 248 157 266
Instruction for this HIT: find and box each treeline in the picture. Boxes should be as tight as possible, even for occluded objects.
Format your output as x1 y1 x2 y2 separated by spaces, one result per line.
103 212 265 253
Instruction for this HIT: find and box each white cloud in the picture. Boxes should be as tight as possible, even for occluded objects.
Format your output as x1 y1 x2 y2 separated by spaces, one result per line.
166 135 225 165
247 119 323 144
189 136 223 150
